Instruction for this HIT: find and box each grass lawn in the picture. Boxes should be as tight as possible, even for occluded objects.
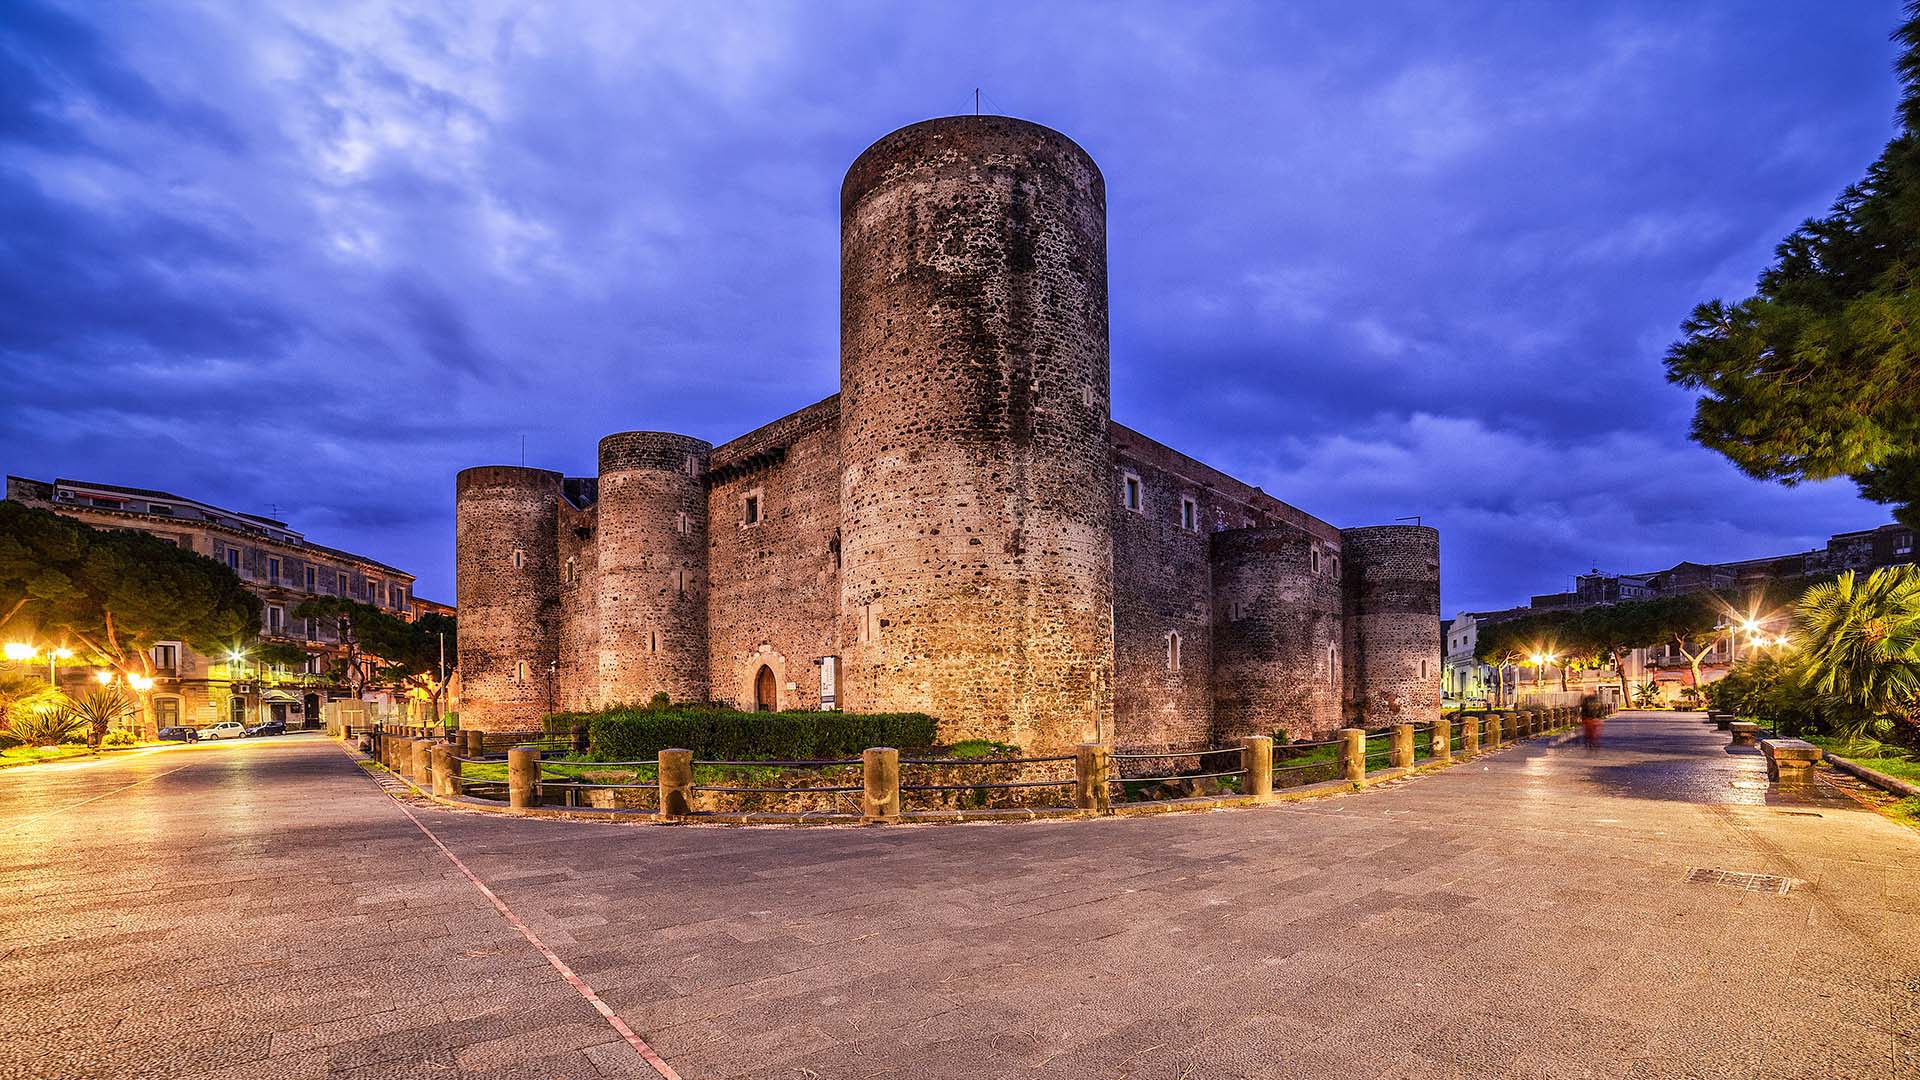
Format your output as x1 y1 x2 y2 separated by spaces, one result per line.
1805 736 1920 784
1 745 94 767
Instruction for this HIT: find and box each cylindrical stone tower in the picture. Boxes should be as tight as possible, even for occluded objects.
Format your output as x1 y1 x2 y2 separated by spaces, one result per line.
838 115 1115 753
455 466 563 730
595 432 712 705
1341 524 1442 725
1210 528 1345 741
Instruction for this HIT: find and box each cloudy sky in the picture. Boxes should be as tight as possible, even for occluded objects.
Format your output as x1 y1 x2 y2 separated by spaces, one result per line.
0 1 1905 614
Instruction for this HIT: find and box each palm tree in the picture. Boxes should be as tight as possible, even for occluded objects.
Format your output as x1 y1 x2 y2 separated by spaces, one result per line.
59 685 138 748
1794 566 1920 737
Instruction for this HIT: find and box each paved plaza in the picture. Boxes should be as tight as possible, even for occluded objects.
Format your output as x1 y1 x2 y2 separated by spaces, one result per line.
0 714 1915 1079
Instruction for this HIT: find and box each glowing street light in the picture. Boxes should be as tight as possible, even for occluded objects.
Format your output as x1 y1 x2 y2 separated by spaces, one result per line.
127 673 154 692
95 670 115 685
3 642 35 662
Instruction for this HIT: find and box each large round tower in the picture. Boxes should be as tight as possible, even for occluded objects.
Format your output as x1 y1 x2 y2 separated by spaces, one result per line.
838 115 1115 752
455 466 563 729
595 432 712 705
1340 524 1442 725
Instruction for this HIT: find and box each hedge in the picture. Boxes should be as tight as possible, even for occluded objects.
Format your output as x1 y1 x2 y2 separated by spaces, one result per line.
546 703 939 763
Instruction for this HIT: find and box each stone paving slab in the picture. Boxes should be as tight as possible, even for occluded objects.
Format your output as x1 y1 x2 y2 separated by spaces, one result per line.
0 717 1916 1078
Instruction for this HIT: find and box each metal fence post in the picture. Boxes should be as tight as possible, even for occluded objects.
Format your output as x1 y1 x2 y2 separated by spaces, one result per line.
1074 742 1111 812
1241 735 1273 798
1339 728 1366 784
1390 723 1414 769
861 747 900 822
657 749 693 820
508 747 539 810
1433 715 1451 763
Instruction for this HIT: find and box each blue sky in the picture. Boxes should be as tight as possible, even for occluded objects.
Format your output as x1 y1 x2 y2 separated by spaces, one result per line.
0 1 1905 614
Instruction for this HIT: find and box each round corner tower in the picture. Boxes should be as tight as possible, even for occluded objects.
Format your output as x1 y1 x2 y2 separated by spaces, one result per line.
1340 524 1441 725
1211 528 1345 741
838 114 1115 752
595 431 712 706
456 465 564 729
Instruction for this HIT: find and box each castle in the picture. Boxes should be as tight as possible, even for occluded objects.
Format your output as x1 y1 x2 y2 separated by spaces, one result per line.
455 116 1440 752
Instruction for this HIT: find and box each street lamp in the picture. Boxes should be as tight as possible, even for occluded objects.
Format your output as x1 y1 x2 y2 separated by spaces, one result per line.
95 670 114 685
3 642 34 662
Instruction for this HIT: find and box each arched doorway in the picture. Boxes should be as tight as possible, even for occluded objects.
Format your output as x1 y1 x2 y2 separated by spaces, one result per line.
753 665 777 712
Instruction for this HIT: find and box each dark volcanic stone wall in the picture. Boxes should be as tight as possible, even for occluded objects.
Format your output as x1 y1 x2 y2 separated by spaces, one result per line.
1341 525 1442 725
555 493 599 712
596 432 712 706
837 115 1115 753
455 466 562 729
705 397 843 712
1210 528 1345 741
1110 425 1347 747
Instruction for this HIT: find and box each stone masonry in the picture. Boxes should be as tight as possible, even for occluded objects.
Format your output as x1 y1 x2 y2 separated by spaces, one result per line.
455 115 1440 751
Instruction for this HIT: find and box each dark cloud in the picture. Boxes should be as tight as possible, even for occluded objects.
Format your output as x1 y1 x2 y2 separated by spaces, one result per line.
0 0 1906 612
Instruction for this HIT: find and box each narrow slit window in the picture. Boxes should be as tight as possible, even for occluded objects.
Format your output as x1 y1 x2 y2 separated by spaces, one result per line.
514 660 529 682
1122 475 1142 512
511 547 525 570
649 630 659 654
565 558 577 584
1310 547 1321 574
1166 631 1182 672
744 493 761 526
1328 643 1337 688
1180 497 1198 532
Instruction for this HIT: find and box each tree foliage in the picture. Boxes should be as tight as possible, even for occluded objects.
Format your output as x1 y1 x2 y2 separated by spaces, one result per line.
0 502 260 673
1664 5 1920 528
291 597 455 713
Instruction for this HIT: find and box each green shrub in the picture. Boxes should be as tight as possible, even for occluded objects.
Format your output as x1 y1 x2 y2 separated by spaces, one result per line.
559 705 939 762
8 702 86 747
101 729 137 747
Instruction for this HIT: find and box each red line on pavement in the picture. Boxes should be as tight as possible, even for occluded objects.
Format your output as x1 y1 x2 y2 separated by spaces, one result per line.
1 762 197 832
381 782 682 1079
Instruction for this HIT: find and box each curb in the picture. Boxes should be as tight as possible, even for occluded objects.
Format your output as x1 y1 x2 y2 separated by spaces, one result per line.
1822 752 1920 800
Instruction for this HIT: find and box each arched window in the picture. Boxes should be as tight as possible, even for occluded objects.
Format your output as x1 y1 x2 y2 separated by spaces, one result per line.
514 660 529 683
754 665 777 711
1166 631 1182 672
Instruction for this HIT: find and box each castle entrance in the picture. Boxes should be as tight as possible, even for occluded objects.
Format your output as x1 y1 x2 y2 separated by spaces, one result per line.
754 665 776 712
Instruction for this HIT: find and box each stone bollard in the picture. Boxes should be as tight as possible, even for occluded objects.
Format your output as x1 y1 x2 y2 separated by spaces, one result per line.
1339 728 1366 784
1463 715 1480 755
508 747 540 810
1486 714 1503 746
1241 736 1273 798
862 747 901 822
1730 721 1760 748
1433 716 1452 763
410 739 431 784
1390 723 1415 769
1761 738 1821 785
465 728 485 758
430 745 453 796
657 748 693 819
572 723 590 755
1074 742 1111 812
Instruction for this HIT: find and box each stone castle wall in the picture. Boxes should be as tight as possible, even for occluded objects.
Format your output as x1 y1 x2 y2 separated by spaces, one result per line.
705 397 843 712
452 115 1442 746
836 116 1115 753
1341 525 1442 724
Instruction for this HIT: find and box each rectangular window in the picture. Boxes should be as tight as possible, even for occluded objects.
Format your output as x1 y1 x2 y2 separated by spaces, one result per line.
677 511 690 535
305 654 324 675
369 579 381 605
305 566 316 591
149 503 174 516
151 643 179 670
1166 632 1181 672
337 571 349 594
268 606 284 635
1122 475 1142 512
267 557 280 581
227 548 241 571
304 617 317 641
1310 548 1321 574
1898 533 1915 556
1180 497 1198 532
1331 554 1340 577
744 493 761 526
675 569 687 597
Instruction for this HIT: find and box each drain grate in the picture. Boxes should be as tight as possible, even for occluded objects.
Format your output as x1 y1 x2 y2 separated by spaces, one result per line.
1685 867 1792 895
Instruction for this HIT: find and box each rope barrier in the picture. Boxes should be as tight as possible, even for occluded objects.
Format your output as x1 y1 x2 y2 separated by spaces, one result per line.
900 779 1076 792
691 784 864 794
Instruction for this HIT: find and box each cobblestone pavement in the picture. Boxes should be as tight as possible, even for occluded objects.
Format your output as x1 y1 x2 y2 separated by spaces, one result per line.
0 715 1915 1079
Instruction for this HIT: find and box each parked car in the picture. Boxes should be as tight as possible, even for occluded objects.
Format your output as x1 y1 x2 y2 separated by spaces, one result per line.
156 726 198 742
245 720 286 738
198 720 246 740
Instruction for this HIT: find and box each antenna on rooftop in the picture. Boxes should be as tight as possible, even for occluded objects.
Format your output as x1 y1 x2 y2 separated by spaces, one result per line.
520 435 526 467
1394 515 1423 526
974 88 980 115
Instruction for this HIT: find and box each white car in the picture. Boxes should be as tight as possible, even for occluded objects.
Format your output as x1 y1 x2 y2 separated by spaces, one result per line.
199 720 246 740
